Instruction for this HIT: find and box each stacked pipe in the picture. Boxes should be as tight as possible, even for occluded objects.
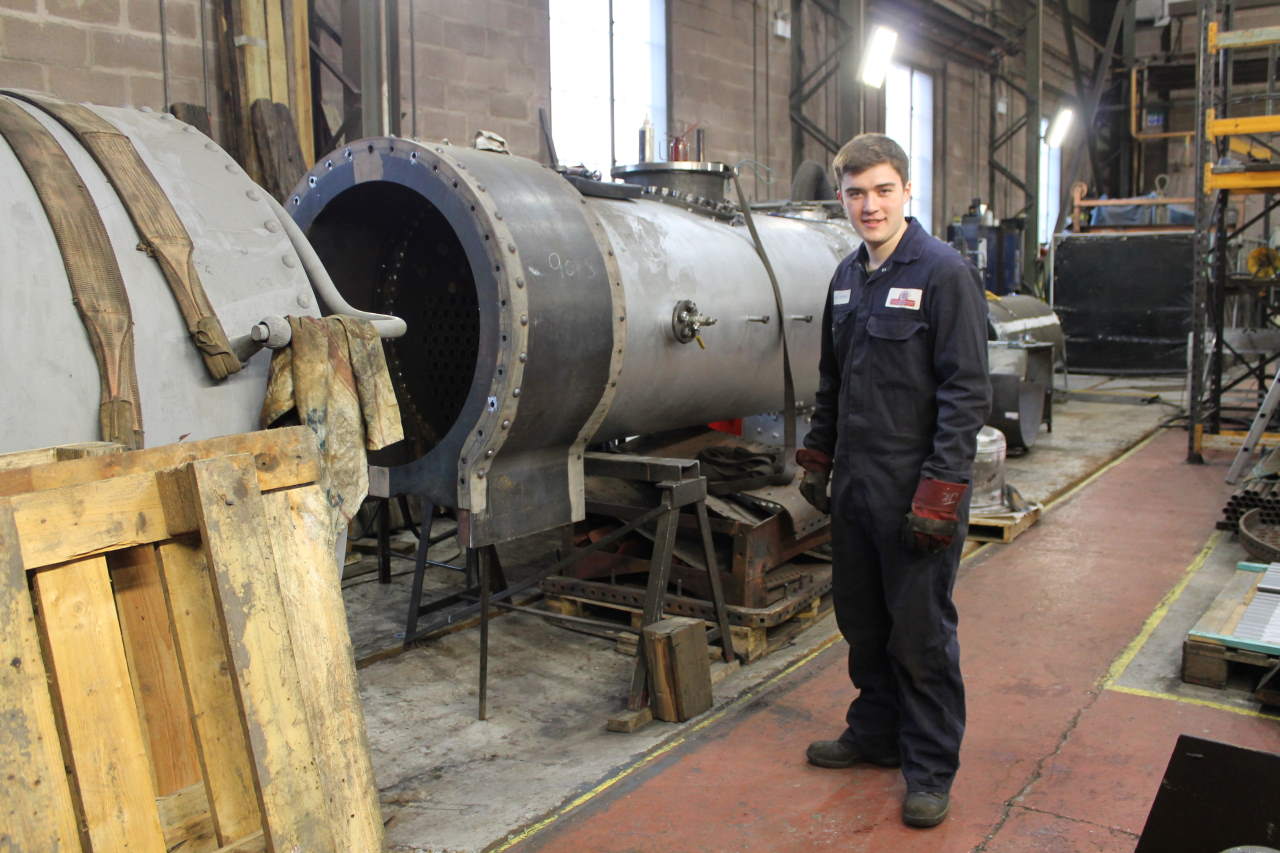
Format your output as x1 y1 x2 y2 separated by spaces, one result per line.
1219 478 1280 529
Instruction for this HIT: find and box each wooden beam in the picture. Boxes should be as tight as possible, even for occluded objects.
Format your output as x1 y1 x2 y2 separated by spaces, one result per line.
33 555 167 851
0 505 83 852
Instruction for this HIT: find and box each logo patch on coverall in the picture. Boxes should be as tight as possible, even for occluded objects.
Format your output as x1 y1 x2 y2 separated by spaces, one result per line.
885 287 923 310
833 289 851 306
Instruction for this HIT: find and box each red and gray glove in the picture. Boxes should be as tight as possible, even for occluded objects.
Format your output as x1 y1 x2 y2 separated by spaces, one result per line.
795 448 832 514
902 478 967 554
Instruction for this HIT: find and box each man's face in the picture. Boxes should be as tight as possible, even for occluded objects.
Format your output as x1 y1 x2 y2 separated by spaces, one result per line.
839 162 912 249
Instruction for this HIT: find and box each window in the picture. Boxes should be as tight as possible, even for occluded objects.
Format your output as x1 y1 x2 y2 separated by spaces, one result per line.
1038 118 1062 243
884 62 933 234
549 1 667 179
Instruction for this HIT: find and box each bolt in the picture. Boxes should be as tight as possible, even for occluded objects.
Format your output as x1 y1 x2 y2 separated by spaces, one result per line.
519 353 527 363
485 449 494 458
520 315 528 326
516 278 524 288
246 189 260 200
513 388 521 397
502 419 511 429
508 243 516 253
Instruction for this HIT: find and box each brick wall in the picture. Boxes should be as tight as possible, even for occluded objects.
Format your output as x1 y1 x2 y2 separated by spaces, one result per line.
668 0 792 201
394 0 551 162
0 0 212 115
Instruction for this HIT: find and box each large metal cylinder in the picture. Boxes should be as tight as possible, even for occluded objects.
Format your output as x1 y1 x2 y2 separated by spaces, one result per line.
290 139 858 544
0 94 321 453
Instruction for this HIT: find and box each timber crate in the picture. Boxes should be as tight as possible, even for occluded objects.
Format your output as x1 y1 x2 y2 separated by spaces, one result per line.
0 428 382 852
541 565 833 664
1183 562 1280 704
967 503 1042 544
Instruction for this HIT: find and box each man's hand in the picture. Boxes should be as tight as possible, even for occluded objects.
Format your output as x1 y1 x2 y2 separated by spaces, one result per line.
902 478 967 554
796 448 832 514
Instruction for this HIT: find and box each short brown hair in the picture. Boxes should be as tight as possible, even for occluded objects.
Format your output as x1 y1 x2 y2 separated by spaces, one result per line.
832 133 909 186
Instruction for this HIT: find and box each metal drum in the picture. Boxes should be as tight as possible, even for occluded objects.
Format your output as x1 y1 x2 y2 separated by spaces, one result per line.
970 426 1008 513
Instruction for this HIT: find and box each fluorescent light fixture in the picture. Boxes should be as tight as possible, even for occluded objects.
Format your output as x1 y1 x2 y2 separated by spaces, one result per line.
1047 108 1074 148
858 26 898 88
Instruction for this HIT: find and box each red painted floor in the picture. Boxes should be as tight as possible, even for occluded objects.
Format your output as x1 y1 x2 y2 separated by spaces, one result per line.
508 431 1280 852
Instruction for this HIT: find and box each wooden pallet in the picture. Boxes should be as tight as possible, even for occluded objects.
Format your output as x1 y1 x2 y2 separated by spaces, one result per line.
1183 564 1280 698
544 590 832 664
968 504 1042 544
0 428 382 852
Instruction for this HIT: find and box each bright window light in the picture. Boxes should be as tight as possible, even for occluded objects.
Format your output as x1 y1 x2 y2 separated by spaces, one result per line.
858 26 898 88
1046 108 1074 148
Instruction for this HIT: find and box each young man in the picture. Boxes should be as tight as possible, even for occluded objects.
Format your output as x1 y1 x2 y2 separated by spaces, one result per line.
795 134 990 828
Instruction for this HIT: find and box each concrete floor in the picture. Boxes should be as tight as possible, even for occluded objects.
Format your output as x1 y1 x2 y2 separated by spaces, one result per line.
344 380 1280 853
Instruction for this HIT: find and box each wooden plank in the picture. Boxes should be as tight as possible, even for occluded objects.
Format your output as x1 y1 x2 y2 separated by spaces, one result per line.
264 0 289 104
0 504 84 851
110 545 203 795
250 99 306 201
1189 568 1263 641
12 470 179 569
286 0 313 164
238 0 273 105
263 484 383 851
0 440 121 471
0 426 318 498
157 783 218 853
184 454 335 850
32 556 167 851
156 539 263 844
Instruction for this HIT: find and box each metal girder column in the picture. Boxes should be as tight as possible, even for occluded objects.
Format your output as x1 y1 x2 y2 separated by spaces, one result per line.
837 0 864 146
340 0 390 140
1022 0 1042 292
1189 0 1221 463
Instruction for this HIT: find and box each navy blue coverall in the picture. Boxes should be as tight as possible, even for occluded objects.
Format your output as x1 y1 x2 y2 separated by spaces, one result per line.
804 218 991 793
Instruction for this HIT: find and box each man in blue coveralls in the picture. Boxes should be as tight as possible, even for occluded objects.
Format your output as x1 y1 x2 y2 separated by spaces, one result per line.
795 134 991 828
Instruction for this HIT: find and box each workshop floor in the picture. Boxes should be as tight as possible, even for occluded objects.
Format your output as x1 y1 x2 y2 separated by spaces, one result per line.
347 378 1280 853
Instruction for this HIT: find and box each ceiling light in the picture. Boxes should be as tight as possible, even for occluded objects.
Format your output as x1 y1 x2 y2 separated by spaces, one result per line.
858 26 898 88
1047 108 1074 148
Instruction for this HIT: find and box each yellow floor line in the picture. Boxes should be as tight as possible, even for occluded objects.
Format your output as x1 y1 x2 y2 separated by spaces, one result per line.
491 429 1167 850
490 633 843 851
1042 428 1163 512
1100 530 1223 688
1105 684 1278 720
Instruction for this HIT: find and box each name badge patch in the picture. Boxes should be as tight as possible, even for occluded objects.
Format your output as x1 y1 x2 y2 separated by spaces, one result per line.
885 288 922 310
832 289 851 306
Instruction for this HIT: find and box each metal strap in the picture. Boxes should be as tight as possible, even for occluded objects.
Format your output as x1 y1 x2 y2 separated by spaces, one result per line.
0 96 144 448
731 173 796 478
5 92 241 380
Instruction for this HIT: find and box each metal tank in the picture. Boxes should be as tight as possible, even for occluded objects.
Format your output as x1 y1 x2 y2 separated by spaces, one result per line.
0 93 401 454
288 141 859 545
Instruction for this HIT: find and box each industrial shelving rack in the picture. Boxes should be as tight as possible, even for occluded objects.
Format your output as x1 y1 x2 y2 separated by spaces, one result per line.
1188 0 1280 462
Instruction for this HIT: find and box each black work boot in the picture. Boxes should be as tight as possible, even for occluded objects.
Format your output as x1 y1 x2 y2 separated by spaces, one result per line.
805 739 901 769
902 791 950 828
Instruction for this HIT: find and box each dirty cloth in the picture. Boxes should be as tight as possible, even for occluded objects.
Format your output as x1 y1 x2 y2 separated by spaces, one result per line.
261 316 402 520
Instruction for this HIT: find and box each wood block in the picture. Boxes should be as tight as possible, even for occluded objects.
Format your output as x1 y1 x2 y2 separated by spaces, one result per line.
606 706 653 733
0 504 82 851
184 455 335 850
729 624 768 663
644 617 713 722
111 544 203 796
32 555 167 850
157 783 217 853
263 484 382 851
156 538 263 843
1182 639 1229 688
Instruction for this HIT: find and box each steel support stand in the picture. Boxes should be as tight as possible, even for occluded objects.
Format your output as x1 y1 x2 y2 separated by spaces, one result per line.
1022 0 1042 292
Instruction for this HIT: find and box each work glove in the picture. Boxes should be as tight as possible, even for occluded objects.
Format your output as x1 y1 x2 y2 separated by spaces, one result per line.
901 478 967 554
796 448 832 514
